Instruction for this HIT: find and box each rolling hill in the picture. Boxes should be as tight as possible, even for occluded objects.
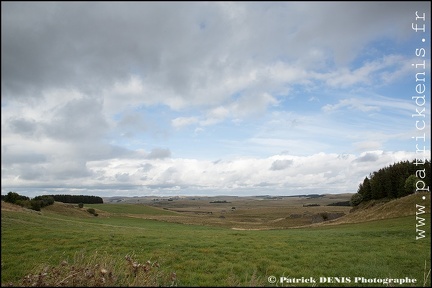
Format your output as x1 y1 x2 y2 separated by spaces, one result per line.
322 191 430 225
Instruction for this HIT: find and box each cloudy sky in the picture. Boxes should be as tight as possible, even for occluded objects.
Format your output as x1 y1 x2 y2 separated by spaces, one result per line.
2 2 431 198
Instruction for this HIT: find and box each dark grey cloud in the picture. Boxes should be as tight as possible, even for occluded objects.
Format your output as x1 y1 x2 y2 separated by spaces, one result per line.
19 166 47 181
256 182 273 187
7 117 39 137
5 97 109 143
116 112 148 138
115 173 130 182
139 163 154 172
4 158 93 182
73 142 135 162
52 161 94 180
3 2 427 101
45 97 108 141
270 159 293 171
146 148 171 160
354 152 379 163
1 2 219 99
4 96 109 143
1 152 46 165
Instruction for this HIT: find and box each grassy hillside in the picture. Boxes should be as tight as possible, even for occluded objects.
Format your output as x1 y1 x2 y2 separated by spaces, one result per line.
1 197 431 287
325 192 431 225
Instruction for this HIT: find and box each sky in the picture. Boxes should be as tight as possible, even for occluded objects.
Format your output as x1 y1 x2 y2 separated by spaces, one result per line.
1 2 431 198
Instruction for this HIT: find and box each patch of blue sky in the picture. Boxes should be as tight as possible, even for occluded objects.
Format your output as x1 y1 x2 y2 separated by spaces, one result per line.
108 101 265 159
171 119 263 159
354 40 402 65
274 91 323 113
352 31 426 62
374 80 417 102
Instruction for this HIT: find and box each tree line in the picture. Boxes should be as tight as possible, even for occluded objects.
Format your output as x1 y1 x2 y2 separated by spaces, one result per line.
351 159 431 206
48 194 103 204
2 192 55 211
2 192 104 211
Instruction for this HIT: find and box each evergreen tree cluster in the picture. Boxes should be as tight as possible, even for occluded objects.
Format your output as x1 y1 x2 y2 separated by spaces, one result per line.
48 194 103 204
351 159 431 206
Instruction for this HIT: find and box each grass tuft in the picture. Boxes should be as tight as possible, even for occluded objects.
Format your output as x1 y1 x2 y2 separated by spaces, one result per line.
4 250 177 287
424 259 431 287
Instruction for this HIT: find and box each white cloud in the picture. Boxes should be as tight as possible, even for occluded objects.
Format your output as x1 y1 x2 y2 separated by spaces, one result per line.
172 117 199 129
270 159 294 171
4 150 424 197
322 98 381 113
353 141 383 151
200 106 230 126
320 54 410 88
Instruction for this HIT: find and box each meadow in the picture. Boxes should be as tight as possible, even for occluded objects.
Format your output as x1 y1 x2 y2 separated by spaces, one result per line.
1 192 430 287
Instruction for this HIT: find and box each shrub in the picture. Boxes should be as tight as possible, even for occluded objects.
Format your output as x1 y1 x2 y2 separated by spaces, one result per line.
320 212 329 221
4 192 29 204
327 201 351 206
30 200 41 211
15 199 31 209
33 195 55 207
87 208 98 216
78 203 84 208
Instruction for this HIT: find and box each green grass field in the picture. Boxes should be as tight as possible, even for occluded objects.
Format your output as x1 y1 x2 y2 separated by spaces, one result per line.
1 197 431 287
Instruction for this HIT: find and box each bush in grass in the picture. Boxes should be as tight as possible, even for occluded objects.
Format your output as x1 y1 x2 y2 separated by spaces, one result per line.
4 191 29 204
15 199 31 209
33 195 55 207
78 203 84 208
3 192 55 211
320 212 329 221
87 208 98 216
30 200 41 211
